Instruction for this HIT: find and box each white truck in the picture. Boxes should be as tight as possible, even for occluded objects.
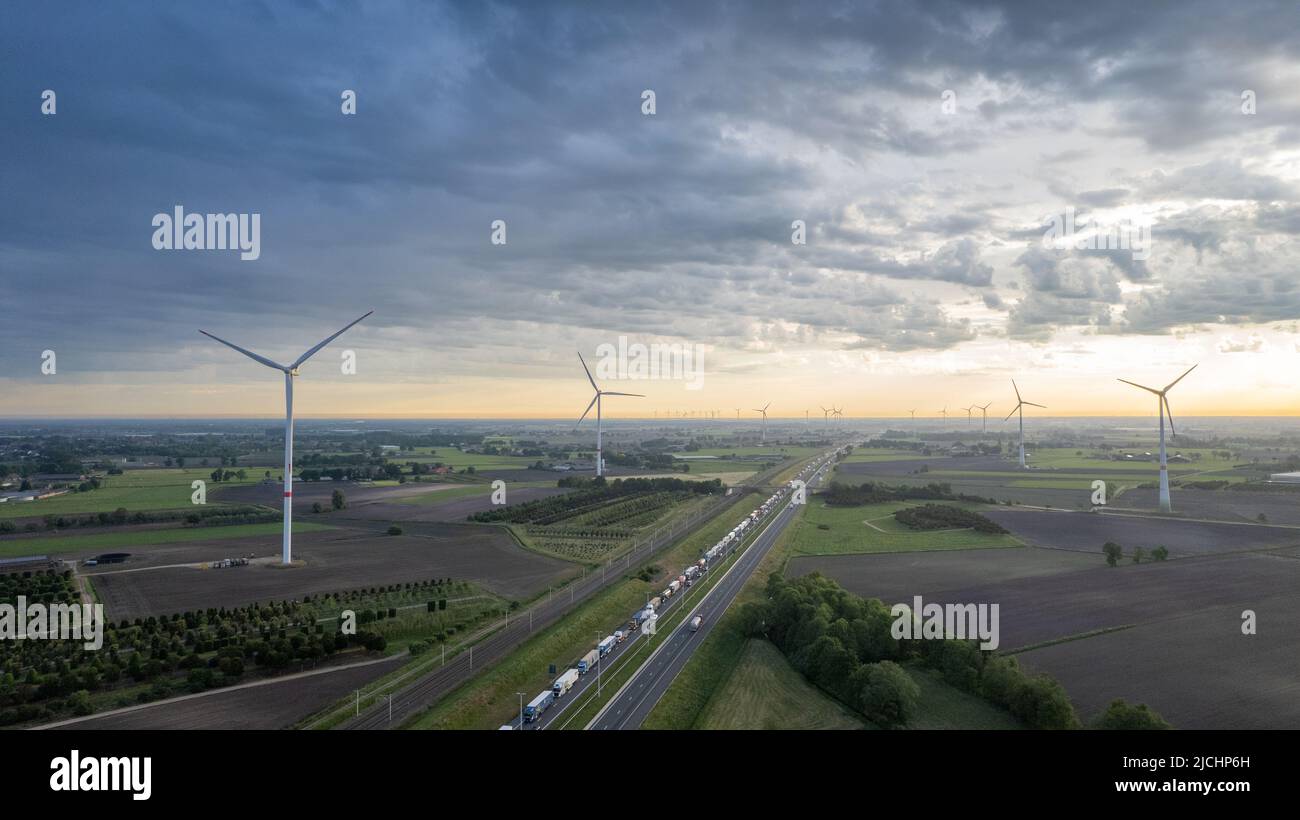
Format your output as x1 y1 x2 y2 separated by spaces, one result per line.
552 668 580 696
598 635 617 656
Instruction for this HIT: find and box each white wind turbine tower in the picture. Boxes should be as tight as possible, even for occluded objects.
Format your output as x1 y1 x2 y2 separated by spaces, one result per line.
938 407 947 428
976 402 993 434
753 402 771 442
576 352 643 478
1118 364 1197 513
1004 380 1045 469
199 310 372 565
820 405 832 428
962 405 974 426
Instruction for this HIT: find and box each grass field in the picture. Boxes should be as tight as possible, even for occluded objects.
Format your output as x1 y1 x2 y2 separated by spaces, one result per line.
904 665 1024 729
0 468 266 520
785 500 1023 556
0 521 337 557
695 639 865 729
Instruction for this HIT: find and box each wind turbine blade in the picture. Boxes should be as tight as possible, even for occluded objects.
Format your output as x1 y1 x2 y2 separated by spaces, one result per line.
575 394 598 427
1117 378 1162 395
1163 394 1176 437
601 391 644 397
1022 402 1047 408
763 402 771 412
199 330 288 371
1011 380 1022 403
291 310 373 369
1003 403 1021 421
1162 363 1198 393
577 352 599 391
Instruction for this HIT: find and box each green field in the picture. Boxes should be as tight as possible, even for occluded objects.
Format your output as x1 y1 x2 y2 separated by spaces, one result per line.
695 639 865 729
905 665 1024 729
786 500 1023 556
0 521 337 558
0 468 266 521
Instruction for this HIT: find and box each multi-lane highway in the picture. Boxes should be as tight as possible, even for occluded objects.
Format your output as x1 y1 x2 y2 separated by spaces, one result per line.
509 477 802 731
338 461 799 729
588 456 834 730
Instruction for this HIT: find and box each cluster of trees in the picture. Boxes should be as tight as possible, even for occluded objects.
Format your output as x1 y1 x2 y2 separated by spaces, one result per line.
207 468 249 483
739 573 1166 730
472 477 723 524
822 481 997 507
893 504 1008 534
0 572 463 726
1103 542 1168 566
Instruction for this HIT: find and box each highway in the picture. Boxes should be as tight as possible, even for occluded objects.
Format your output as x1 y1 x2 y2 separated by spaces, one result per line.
510 475 803 731
587 457 833 730
337 461 798 729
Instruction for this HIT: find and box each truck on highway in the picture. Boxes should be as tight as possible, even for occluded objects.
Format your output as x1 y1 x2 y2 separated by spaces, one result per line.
578 649 600 674
598 635 617 656
648 596 662 611
553 668 580 696
524 690 555 722
614 629 627 644
690 615 703 632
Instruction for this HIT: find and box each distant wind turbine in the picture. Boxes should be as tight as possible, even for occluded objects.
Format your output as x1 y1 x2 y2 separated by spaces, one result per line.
576 352 643 477
1004 381 1045 469
962 405 974 425
1118 364 1197 513
200 310 373 565
976 402 993 434
753 402 771 442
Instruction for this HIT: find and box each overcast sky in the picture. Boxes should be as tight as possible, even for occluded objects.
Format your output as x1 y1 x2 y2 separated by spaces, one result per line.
3 1 1300 419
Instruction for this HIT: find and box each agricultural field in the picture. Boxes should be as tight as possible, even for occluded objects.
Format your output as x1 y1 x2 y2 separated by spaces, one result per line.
87 523 576 620
681 446 820 459
983 508 1300 557
785 499 1022 556
0 468 265 521
50 656 404 730
0 521 336 559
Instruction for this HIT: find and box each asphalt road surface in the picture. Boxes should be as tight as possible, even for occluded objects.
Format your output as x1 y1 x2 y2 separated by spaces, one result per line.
588 458 833 730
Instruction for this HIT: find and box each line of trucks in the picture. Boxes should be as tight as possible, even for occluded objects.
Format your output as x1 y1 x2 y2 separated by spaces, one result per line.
517 460 839 726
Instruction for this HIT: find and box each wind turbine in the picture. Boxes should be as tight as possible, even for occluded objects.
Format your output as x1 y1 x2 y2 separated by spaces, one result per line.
1117 364 1197 513
576 352 643 478
976 402 993 434
199 310 373 565
938 407 947 427
1004 381 1045 469
735 408 741 420
962 405 974 425
820 406 832 428
753 402 771 442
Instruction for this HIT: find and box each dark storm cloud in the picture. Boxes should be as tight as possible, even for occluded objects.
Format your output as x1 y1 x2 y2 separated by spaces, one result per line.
3 0 1300 385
